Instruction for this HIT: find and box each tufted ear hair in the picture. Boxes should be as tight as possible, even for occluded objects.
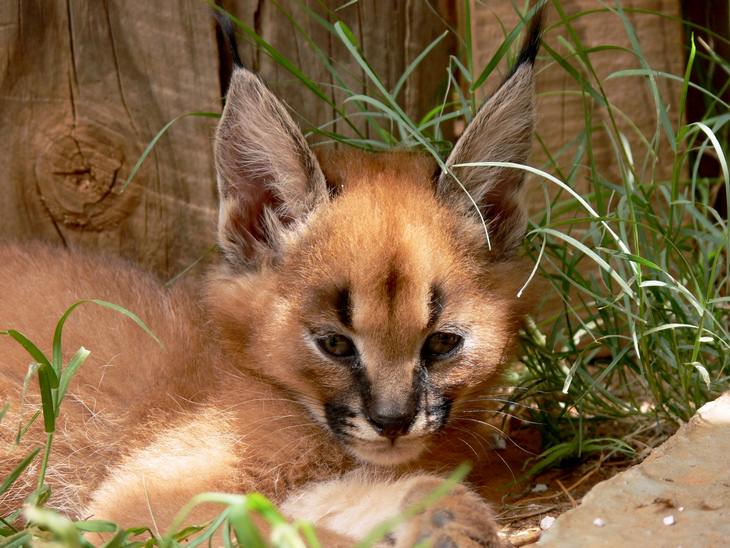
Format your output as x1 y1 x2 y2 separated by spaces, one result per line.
436 8 543 259
214 66 328 268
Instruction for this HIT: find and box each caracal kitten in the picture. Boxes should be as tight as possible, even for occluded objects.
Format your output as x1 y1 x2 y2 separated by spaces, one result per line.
0 10 543 547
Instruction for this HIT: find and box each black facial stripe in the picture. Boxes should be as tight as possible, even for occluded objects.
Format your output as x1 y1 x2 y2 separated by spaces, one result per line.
417 366 452 431
350 359 373 411
432 396 453 430
412 366 428 415
427 284 445 329
324 402 356 439
334 287 353 330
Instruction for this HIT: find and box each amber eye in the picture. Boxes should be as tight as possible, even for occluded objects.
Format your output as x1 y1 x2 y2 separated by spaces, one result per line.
317 334 356 358
423 332 463 359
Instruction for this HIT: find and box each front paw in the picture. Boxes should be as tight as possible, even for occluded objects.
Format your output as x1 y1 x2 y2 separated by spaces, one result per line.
395 479 504 548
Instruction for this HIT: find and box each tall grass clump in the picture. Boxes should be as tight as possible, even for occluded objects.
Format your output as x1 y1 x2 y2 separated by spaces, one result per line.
509 5 729 469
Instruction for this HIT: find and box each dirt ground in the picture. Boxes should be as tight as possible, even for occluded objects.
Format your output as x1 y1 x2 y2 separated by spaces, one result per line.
478 422 637 547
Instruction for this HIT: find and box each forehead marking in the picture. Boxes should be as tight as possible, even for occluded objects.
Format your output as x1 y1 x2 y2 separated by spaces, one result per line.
385 267 399 302
427 285 444 329
335 287 353 330
383 266 401 317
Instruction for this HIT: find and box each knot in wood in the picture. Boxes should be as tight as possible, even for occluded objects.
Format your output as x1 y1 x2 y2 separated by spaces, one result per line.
35 125 141 230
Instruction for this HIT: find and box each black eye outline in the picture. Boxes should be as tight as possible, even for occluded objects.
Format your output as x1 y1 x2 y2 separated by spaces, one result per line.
422 331 464 360
316 333 357 359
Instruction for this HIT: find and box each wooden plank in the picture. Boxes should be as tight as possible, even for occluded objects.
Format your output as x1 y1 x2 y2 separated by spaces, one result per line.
1 1 458 277
0 0 221 278
681 0 729 220
223 0 457 143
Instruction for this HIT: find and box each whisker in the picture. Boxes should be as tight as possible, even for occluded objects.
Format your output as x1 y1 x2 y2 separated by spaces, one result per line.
453 434 480 460
454 417 536 455
452 426 517 482
459 397 538 410
450 425 491 455
455 408 543 425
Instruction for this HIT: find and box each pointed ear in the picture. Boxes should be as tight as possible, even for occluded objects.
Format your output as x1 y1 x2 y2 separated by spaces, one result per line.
437 11 542 259
214 67 328 267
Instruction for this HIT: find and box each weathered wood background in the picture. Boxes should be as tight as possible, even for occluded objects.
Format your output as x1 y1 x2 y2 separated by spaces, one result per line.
2 0 718 280
0 0 455 279
472 0 687 214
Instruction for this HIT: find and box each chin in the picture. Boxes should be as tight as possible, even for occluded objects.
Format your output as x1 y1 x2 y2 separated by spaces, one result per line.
348 437 426 466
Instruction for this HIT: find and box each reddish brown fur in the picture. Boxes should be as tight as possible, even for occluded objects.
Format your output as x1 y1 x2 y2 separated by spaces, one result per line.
0 150 532 534
1 14 542 542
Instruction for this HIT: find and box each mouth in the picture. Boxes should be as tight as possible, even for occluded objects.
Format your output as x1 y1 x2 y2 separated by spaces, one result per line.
347 435 427 465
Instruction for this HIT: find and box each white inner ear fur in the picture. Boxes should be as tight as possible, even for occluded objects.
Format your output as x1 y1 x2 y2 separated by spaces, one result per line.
214 67 328 264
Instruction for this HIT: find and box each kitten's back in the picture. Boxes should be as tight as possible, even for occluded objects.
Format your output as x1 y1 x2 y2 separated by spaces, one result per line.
0 242 209 512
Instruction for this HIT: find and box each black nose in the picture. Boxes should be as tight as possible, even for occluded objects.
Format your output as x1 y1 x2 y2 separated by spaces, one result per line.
367 410 414 439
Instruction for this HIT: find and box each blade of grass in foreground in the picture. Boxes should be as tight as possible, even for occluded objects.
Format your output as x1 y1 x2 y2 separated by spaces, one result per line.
0 448 40 498
1 330 57 432
52 300 162 376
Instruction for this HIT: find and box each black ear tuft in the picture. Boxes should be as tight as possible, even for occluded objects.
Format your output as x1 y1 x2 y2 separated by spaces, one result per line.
513 4 545 69
213 9 244 69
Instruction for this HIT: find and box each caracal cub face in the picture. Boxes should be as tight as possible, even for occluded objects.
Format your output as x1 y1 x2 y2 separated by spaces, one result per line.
207 25 537 467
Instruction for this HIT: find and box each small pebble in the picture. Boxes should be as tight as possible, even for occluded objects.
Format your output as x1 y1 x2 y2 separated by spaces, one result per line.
678 506 684 512
540 516 556 530
663 515 676 526
592 517 606 527
531 483 548 493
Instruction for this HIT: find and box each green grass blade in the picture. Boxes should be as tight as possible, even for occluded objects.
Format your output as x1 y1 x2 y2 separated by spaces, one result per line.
0 447 40 497
55 347 91 415
471 0 547 91
536 228 635 298
74 520 118 533
52 300 161 378
606 69 730 110
227 504 265 548
1 330 56 387
121 112 220 192
98 528 129 548
184 513 229 548
689 122 729 186
392 31 449 99
16 410 41 444
0 531 33 547
611 3 676 148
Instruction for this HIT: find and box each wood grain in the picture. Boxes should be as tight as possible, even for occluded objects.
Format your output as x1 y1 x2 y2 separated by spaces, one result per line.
1 1 456 277
0 0 221 278
222 0 456 141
